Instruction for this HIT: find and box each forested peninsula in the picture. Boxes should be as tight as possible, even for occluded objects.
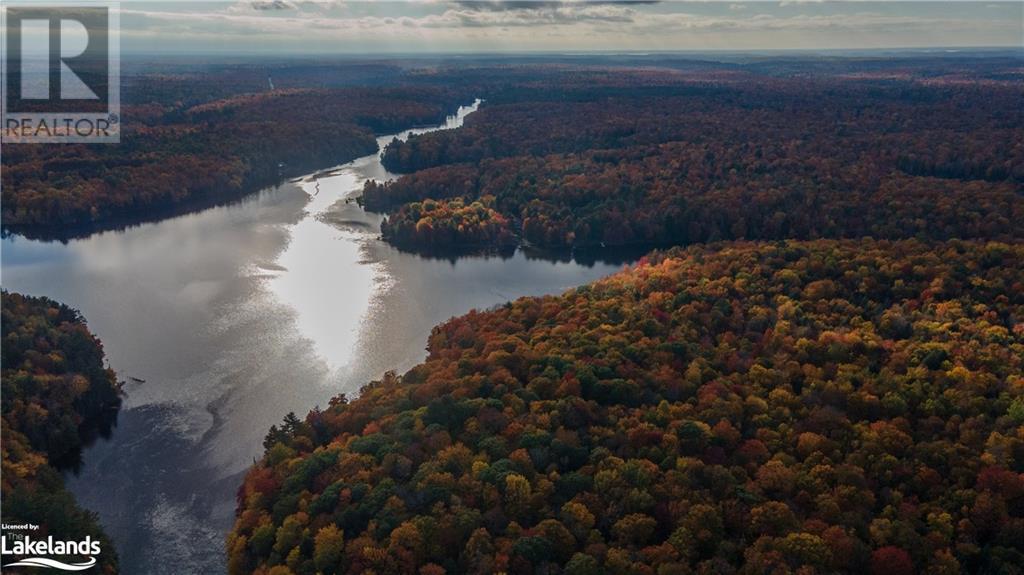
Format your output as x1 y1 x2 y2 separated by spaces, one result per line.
231 240 1024 575
1 292 123 574
366 68 1022 253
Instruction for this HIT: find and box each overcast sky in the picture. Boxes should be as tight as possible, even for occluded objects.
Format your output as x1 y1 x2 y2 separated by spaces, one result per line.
110 1 1024 54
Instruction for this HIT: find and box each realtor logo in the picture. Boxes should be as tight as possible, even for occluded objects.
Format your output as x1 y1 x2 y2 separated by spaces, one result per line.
1 2 120 143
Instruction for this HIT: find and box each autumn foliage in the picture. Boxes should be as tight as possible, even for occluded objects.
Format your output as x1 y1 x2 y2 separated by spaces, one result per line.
380 196 516 251
1 87 463 237
369 73 1023 251
230 240 1024 574
1 292 122 574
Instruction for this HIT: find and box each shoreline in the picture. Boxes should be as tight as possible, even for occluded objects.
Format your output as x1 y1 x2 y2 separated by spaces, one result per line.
1 104 471 243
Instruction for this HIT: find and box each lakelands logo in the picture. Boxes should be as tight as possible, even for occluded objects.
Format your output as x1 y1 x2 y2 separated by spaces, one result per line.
1 1 120 143
1 530 100 571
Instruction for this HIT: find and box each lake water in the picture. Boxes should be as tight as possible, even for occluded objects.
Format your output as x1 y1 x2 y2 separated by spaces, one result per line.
0 101 634 574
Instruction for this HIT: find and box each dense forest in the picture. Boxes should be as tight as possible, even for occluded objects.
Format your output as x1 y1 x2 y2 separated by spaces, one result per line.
1 292 122 574
5 56 1021 245
380 196 516 252
1 85 465 237
366 70 1023 252
231 239 1024 575
5 54 1021 574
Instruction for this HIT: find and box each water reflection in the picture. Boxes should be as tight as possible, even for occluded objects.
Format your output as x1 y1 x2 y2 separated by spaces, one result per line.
0 100 636 574
264 101 481 370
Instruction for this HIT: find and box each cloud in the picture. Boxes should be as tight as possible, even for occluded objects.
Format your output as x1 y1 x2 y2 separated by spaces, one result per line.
117 0 1024 53
440 3 640 27
454 1 567 10
453 0 659 10
250 0 297 10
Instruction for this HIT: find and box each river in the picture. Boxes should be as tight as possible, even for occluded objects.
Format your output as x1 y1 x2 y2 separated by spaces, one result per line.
0 101 634 574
